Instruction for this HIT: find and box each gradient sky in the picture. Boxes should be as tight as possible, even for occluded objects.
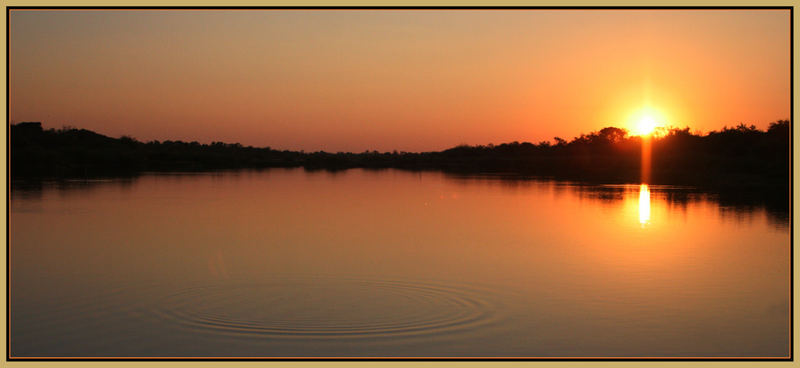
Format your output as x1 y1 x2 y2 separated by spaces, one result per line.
10 9 790 152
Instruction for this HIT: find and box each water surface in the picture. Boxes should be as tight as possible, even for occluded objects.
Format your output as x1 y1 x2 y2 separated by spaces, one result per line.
9 169 790 357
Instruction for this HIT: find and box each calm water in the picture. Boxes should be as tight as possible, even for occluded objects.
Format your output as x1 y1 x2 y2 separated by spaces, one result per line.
10 169 790 357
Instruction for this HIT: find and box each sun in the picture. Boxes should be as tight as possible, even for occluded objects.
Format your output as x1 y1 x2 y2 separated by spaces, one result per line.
635 115 658 136
629 107 665 136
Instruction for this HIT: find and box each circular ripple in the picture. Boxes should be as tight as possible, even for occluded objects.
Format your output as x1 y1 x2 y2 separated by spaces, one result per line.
152 277 499 339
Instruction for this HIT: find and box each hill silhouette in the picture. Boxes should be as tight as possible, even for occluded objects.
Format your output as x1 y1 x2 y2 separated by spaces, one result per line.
10 121 790 190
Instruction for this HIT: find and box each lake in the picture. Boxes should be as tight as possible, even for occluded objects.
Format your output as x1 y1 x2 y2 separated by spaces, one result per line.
9 168 790 358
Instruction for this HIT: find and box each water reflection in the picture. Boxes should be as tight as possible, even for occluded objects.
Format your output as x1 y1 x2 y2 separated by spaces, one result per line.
9 169 791 357
440 173 789 230
14 173 789 230
639 184 651 227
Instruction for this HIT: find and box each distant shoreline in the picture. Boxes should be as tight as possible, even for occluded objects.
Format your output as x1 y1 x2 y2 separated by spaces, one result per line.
9 121 790 191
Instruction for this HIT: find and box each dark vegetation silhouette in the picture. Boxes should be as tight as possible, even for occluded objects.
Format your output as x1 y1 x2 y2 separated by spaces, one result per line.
10 120 790 191
441 173 789 227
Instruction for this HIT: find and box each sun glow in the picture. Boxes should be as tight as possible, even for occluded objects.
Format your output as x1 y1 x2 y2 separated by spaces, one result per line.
630 108 666 136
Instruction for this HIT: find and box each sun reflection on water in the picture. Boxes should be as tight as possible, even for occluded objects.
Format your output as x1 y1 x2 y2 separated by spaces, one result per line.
639 184 651 227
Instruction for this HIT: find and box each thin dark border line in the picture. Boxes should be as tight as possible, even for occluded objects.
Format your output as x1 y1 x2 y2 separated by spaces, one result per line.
791 5 795 364
4 357 795 361
4 6 796 9
4 5 795 362
5 5 9 363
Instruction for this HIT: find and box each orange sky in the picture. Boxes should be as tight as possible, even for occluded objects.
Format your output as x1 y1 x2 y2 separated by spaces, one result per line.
9 9 790 152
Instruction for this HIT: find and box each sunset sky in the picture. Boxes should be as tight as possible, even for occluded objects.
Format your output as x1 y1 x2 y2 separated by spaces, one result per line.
10 9 790 152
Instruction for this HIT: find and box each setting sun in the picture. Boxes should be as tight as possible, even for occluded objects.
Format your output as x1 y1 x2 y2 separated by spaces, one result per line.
630 108 666 136
635 116 658 136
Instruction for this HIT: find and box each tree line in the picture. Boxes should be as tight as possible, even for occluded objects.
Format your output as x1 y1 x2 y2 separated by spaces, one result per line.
10 120 790 189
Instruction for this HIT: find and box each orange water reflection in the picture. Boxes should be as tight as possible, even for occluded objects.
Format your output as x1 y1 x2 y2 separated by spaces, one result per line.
639 184 651 226
9 169 790 357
